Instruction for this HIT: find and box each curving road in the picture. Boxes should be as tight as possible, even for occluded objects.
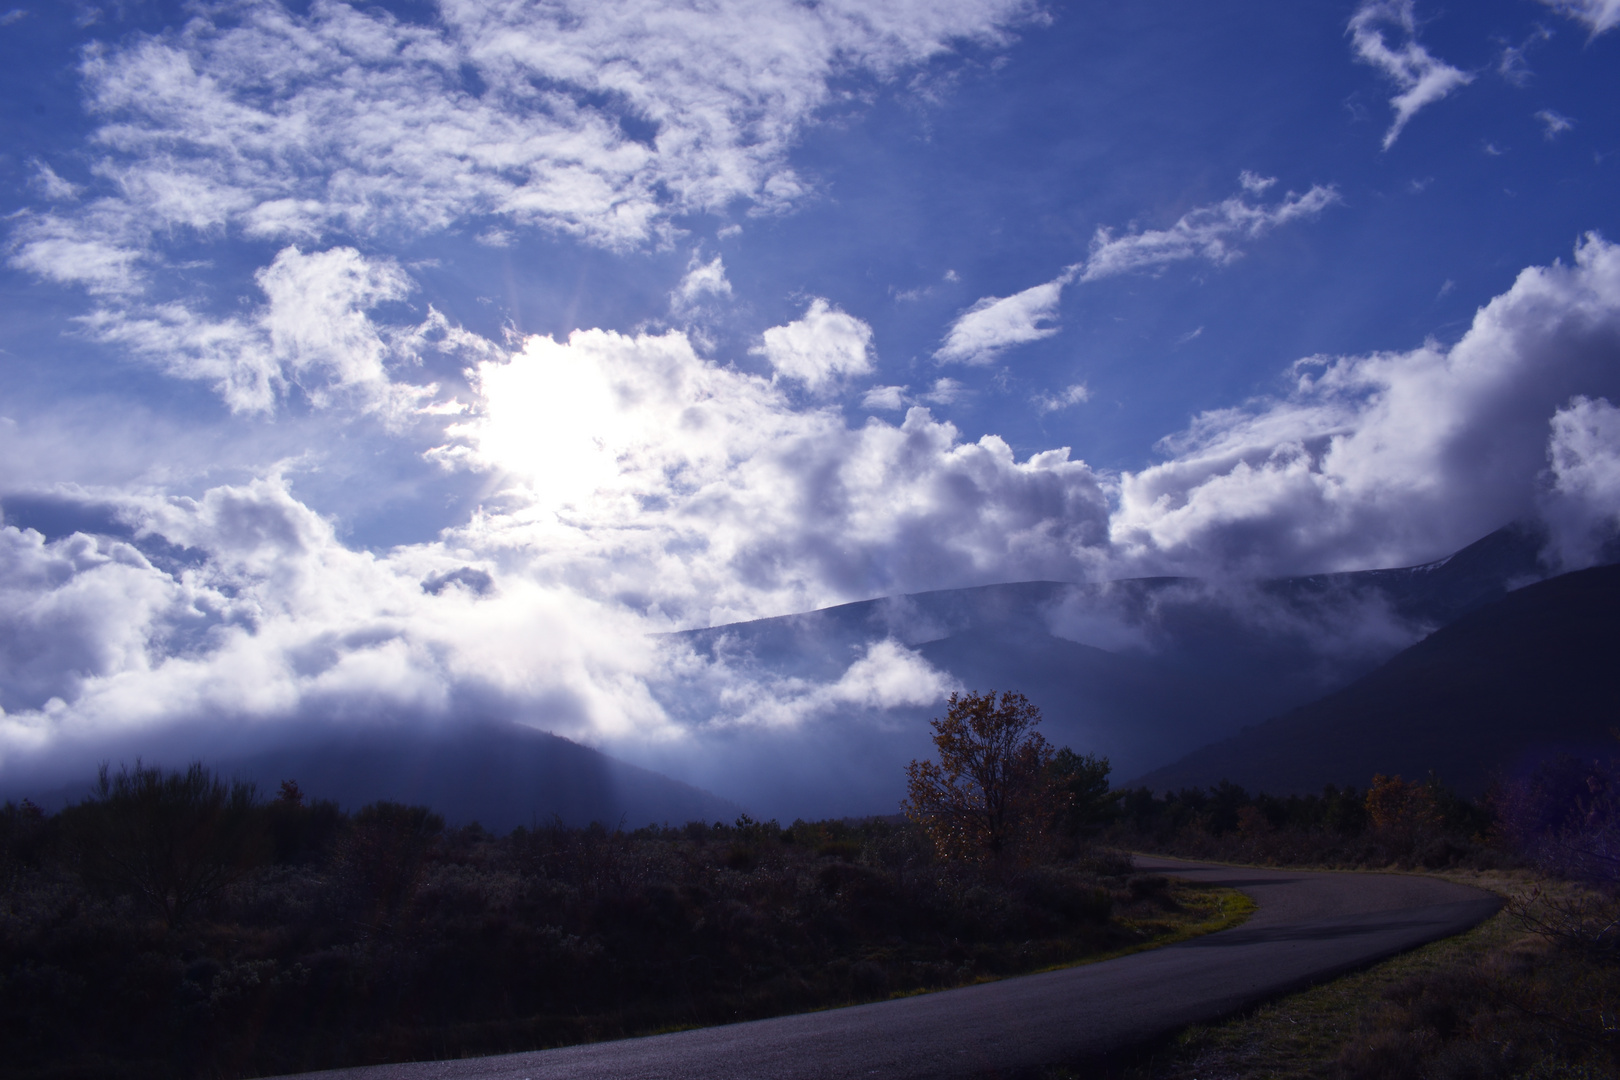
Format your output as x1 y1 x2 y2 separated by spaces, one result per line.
272 857 1500 1080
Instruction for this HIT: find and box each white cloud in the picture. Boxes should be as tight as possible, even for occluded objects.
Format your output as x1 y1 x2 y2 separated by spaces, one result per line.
1034 384 1091 413
1536 108 1575 139
0 476 678 772
935 272 1072 365
922 378 968 405
1113 233 1620 576
1349 0 1474 149
669 637 956 730
436 328 1111 622
1238 170 1276 195
938 177 1337 366
8 0 1037 415
862 384 909 410
1080 178 1339 282
0 311 1117 776
1541 396 1620 569
6 237 1620 795
7 206 145 296
753 299 874 391
28 160 81 202
671 253 733 313
10 0 1035 287
1497 25 1554 87
1539 0 1620 35
81 246 456 418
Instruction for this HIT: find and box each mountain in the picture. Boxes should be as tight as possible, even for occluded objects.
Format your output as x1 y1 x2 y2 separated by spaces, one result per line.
661 522 1554 799
17 723 742 832
1129 562 1620 797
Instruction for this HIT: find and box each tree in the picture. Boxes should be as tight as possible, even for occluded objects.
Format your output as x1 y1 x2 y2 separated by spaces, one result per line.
903 690 1054 862
1048 748 1118 838
65 761 264 927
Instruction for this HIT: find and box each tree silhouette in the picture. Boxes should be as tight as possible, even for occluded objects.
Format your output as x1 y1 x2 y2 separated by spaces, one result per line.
1049 748 1118 838
903 690 1054 862
66 761 263 927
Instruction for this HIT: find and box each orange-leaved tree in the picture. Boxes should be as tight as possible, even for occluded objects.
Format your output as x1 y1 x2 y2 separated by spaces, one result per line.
903 690 1055 862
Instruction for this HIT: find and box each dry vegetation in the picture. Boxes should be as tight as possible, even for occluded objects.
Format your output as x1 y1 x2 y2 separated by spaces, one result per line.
1018 753 1620 1080
0 767 1243 1080
1017 872 1620 1080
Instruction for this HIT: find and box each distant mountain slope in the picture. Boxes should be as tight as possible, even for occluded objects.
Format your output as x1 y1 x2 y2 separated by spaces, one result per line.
662 522 1554 796
224 723 742 830
1130 563 1620 797
18 723 741 831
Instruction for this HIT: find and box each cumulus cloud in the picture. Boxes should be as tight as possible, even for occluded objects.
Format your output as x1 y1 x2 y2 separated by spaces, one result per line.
935 273 1072 366
1349 0 1474 149
1113 233 1620 576
1539 0 1620 36
6 235 1620 800
79 246 478 417
753 298 874 391
1541 396 1620 569
663 637 955 731
0 313 1114 780
436 327 1113 622
0 476 676 774
671 253 733 313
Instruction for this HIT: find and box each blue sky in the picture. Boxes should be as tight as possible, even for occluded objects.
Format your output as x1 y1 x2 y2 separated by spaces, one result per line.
2 0 1619 785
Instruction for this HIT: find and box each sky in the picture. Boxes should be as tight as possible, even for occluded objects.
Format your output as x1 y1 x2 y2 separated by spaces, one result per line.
1 0 1619 797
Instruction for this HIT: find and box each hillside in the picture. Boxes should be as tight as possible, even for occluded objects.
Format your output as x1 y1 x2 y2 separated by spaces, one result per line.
1130 562 1620 796
16 723 740 831
657 522 1553 810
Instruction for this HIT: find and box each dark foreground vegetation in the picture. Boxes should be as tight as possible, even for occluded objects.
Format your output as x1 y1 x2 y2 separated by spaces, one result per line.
0 764 1235 1080
1102 772 1502 871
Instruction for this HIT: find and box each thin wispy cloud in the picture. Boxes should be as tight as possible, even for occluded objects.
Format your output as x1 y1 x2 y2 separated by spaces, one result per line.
1349 0 1474 149
937 175 1337 365
1538 0 1620 36
1496 25 1554 87
1034 384 1091 413
1080 178 1338 281
1536 108 1575 139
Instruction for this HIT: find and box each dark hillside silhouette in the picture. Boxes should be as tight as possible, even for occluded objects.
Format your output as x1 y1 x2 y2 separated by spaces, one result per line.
1132 562 1620 796
217 722 740 830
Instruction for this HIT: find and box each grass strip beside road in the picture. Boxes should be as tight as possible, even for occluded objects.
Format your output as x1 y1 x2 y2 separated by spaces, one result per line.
1036 869 1620 1080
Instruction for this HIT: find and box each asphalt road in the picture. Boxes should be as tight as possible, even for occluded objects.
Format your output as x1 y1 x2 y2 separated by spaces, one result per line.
271 856 1500 1080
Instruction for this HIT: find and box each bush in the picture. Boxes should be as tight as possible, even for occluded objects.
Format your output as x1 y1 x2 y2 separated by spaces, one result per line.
61 761 264 927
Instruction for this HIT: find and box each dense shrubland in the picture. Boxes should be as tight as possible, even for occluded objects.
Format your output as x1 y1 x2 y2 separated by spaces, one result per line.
0 760 1228 1080
1101 773 1502 871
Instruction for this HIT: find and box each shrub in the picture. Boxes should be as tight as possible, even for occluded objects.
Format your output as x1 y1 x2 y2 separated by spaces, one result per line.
61 761 264 927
